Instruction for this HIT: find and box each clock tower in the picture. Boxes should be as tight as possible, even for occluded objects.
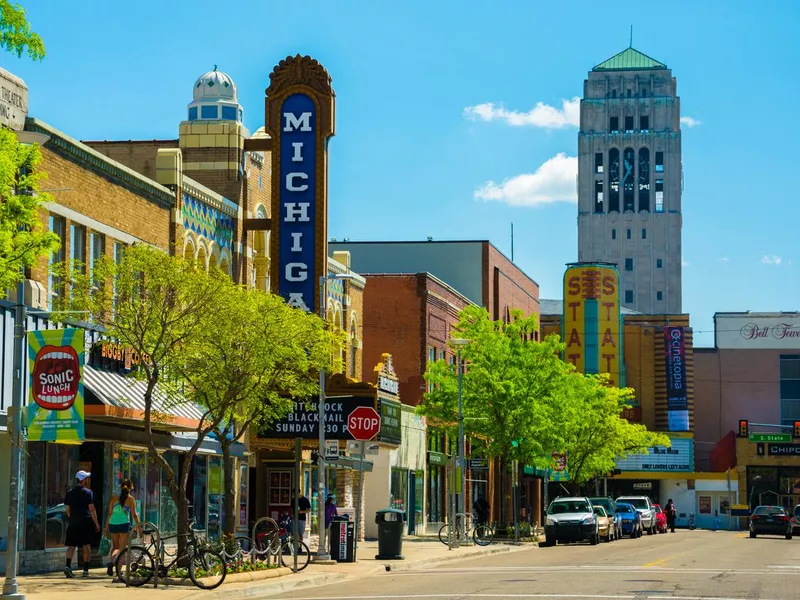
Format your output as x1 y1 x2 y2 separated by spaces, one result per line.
577 47 683 314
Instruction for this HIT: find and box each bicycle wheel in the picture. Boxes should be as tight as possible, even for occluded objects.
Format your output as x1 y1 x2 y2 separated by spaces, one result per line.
188 548 227 590
115 545 155 587
473 524 495 546
280 539 311 571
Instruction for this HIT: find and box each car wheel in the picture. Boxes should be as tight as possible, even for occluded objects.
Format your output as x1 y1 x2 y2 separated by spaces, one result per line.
543 536 556 547
750 531 756 538
786 533 793 540
590 533 598 545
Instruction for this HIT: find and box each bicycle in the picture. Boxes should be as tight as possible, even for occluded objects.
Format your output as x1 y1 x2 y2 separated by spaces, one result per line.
438 513 495 547
252 515 311 571
115 517 227 590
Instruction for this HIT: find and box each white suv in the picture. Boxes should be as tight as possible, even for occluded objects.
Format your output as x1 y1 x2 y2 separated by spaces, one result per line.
616 496 657 535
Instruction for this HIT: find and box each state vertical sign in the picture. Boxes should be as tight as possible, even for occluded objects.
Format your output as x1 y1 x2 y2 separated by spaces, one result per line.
266 55 336 313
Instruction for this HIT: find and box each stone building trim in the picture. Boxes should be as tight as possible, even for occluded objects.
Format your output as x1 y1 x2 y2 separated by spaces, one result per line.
182 176 238 217
25 118 175 209
43 201 145 246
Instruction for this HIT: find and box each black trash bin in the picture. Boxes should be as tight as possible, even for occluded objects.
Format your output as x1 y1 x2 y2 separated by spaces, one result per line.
329 517 355 562
375 508 405 560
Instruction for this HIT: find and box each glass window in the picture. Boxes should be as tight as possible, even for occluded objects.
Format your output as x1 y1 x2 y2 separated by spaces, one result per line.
594 180 604 213
221 106 237 120
90 231 104 287
48 216 66 309
201 105 218 119
609 116 619 132
624 116 634 132
595 152 603 173
160 452 180 538
640 115 650 131
657 291 663 302
193 456 208 532
145 457 160 530
655 179 664 212
655 151 664 172
258 175 262 190
239 463 249 529
657 259 663 269
781 380 800 400
625 258 633 272
611 229 616 240
780 357 800 380
188 106 198 121
46 444 79 548
625 290 634 304
626 229 631 240
24 442 46 550
71 223 85 267
608 148 620 212
390 468 408 512
207 456 223 540
642 228 647 240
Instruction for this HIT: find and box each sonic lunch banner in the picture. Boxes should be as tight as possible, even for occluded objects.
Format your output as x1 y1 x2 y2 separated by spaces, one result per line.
27 329 85 442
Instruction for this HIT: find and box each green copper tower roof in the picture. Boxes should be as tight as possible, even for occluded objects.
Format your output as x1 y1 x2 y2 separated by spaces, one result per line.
592 47 667 71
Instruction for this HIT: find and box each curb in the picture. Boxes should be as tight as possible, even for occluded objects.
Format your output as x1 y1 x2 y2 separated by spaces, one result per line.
206 542 531 599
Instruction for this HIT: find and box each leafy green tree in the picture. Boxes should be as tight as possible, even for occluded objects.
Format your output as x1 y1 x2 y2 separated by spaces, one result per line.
177 282 338 536
418 305 571 468
0 127 59 297
0 1 45 60
59 244 229 543
557 373 670 489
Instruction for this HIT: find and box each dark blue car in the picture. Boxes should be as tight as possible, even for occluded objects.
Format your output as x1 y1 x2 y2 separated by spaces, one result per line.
615 502 642 538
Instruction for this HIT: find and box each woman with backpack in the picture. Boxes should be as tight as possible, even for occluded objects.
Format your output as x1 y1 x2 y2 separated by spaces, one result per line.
104 479 140 576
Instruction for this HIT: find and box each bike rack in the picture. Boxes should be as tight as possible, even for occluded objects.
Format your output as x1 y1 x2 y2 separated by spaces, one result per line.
250 517 279 567
125 521 161 589
454 513 473 547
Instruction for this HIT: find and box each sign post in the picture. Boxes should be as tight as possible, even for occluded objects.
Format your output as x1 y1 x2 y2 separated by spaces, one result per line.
347 406 380 560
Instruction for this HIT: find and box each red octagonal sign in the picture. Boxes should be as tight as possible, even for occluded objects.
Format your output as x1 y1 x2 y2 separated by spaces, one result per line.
348 406 381 441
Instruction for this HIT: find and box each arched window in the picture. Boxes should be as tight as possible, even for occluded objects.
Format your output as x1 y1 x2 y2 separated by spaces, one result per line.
253 206 270 292
349 316 358 380
183 238 196 262
622 147 635 212
608 148 620 213
196 245 207 271
638 148 650 212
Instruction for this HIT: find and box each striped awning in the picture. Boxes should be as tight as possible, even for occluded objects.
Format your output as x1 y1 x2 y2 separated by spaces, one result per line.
83 365 206 422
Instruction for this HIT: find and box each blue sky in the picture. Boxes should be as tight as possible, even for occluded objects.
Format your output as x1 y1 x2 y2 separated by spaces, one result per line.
8 0 800 346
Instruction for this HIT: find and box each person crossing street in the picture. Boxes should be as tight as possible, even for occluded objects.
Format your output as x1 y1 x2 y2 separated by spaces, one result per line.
664 498 677 533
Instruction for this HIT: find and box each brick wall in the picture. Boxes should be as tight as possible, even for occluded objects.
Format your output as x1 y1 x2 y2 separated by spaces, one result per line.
347 281 365 381
84 140 178 181
483 243 540 321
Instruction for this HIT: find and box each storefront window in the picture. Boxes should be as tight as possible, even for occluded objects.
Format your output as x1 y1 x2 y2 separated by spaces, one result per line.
160 452 179 537
390 467 408 511
238 463 249 529
207 456 223 540
193 456 208 532
46 445 79 548
145 457 160 528
24 443 46 551
699 495 712 514
414 470 424 529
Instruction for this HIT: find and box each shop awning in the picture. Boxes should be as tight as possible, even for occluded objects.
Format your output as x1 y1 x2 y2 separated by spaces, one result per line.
83 365 206 430
331 456 373 473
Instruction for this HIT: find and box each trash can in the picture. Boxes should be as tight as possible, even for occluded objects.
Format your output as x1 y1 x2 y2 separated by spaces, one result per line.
375 508 405 560
329 516 355 562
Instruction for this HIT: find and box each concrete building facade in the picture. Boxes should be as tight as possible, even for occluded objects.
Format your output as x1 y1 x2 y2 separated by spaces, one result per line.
577 47 683 314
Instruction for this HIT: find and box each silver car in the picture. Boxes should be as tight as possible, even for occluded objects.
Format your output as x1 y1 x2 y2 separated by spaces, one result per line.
616 496 657 535
543 497 600 546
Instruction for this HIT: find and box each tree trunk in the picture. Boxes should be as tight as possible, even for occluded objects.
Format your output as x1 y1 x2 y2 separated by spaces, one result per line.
221 438 237 537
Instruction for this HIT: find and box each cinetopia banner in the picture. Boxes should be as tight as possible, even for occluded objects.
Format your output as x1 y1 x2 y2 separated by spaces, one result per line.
664 326 689 431
27 329 85 442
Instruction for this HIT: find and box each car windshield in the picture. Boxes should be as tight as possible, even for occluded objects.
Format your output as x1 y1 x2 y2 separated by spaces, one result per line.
589 498 613 512
549 501 590 514
753 506 785 516
616 504 634 514
655 506 662 514
593 507 607 517
795 505 800 517
620 498 649 509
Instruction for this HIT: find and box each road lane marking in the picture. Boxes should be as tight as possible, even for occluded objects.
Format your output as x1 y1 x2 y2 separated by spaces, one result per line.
384 566 800 576
285 594 785 600
642 554 679 567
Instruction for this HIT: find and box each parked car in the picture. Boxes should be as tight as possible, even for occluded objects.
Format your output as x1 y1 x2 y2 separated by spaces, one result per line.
589 496 621 540
592 505 616 542
653 504 668 533
791 504 800 535
749 505 792 539
544 497 600 546
615 502 642 538
616 495 657 535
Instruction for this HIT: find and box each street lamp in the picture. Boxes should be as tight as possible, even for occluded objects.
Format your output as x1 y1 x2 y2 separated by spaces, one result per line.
315 273 355 562
450 338 470 542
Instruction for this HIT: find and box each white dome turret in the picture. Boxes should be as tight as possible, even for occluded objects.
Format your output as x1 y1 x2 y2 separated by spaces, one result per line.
187 66 242 122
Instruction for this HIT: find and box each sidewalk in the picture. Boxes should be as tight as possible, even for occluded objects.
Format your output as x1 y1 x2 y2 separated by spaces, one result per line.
16 537 531 600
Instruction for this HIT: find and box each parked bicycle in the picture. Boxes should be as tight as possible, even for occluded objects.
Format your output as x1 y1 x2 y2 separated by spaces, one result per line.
438 512 495 547
115 517 227 590
240 514 311 571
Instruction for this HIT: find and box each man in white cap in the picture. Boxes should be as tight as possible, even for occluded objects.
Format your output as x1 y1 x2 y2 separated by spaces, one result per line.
64 470 100 578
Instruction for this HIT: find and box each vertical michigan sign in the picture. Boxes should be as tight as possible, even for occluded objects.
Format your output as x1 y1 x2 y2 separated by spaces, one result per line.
562 263 622 386
267 55 336 312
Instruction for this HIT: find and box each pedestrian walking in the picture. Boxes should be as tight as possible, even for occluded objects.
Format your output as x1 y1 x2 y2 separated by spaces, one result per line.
324 495 338 552
664 498 677 533
473 496 490 526
292 490 312 538
104 479 140 576
64 470 101 578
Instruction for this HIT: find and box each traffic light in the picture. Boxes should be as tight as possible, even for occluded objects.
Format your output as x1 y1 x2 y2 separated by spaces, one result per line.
794 421 800 438
738 419 749 437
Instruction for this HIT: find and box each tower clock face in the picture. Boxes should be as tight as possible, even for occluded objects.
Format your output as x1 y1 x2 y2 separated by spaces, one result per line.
610 159 619 180
639 157 649 181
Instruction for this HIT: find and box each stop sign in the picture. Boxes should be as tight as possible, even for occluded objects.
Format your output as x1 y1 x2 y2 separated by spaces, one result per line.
347 406 381 441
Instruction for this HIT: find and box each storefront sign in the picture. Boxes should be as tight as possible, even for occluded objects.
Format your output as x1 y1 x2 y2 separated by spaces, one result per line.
27 329 85 442
0 67 27 130
615 436 694 472
262 396 373 440
377 397 402 445
469 458 489 470
562 264 622 386
715 314 800 350
428 451 448 466
378 375 399 395
664 326 690 432
98 342 151 369
632 482 652 490
268 56 335 313
768 443 800 456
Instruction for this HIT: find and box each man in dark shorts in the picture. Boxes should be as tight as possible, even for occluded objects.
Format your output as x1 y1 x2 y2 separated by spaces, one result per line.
292 490 312 538
64 470 100 578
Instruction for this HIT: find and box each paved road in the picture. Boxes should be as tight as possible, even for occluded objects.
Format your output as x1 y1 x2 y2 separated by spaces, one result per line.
272 529 800 600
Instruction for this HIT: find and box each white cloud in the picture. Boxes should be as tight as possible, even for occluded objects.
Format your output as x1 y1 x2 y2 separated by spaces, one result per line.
680 116 702 128
464 98 580 129
762 255 783 265
717 257 730 262
474 153 578 207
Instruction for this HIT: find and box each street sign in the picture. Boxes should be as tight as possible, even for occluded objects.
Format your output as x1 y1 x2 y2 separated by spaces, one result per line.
325 439 339 460
347 406 381 441
749 433 791 443
366 442 380 456
468 458 489 470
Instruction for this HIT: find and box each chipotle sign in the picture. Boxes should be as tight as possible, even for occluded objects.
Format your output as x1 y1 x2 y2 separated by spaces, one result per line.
715 314 800 350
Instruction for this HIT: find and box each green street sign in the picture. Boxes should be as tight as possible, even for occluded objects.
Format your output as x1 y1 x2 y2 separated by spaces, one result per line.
749 433 791 443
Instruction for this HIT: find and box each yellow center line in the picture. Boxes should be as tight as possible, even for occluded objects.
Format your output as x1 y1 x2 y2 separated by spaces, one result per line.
643 554 680 568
